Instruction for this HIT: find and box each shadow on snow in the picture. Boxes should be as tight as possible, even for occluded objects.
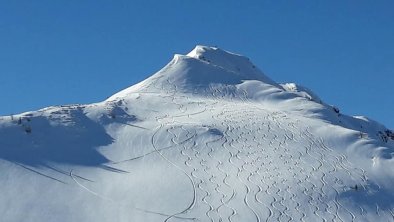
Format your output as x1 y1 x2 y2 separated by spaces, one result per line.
338 182 394 211
0 108 113 167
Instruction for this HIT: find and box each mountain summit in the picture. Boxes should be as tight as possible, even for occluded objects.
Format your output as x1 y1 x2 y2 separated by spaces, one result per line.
109 45 281 99
1 46 393 222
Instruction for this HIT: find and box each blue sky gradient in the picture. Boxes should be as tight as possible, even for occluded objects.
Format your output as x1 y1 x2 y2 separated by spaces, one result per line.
0 1 393 128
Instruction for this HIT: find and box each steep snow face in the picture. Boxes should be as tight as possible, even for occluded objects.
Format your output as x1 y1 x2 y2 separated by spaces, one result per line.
1 46 394 222
186 45 278 85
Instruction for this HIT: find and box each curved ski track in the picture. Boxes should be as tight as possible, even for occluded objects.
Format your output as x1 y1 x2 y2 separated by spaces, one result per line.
66 77 393 221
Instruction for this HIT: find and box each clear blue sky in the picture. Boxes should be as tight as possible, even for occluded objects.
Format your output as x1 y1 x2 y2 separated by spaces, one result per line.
1 1 393 128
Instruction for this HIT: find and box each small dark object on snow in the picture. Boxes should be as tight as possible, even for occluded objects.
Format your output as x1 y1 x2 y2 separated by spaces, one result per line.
24 126 32 134
333 106 340 114
378 131 391 143
385 129 394 140
350 185 359 191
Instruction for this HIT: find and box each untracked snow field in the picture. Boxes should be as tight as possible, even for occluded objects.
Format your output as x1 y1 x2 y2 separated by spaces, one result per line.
0 46 393 222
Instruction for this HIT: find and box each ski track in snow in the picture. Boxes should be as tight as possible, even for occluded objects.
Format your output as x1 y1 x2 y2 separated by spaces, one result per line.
120 78 391 221
2 46 394 222
62 77 375 221
9 86 393 221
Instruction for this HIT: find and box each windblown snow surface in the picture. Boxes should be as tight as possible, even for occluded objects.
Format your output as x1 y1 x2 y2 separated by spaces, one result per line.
1 46 394 222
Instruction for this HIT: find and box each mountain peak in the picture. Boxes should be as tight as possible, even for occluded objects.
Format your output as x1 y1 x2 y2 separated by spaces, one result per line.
109 45 281 99
186 45 238 61
185 45 262 78
181 45 280 87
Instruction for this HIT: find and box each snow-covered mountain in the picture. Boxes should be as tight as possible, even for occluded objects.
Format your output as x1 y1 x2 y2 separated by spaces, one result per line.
1 45 393 222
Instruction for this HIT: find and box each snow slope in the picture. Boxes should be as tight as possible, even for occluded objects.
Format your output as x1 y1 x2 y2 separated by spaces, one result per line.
1 45 393 222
